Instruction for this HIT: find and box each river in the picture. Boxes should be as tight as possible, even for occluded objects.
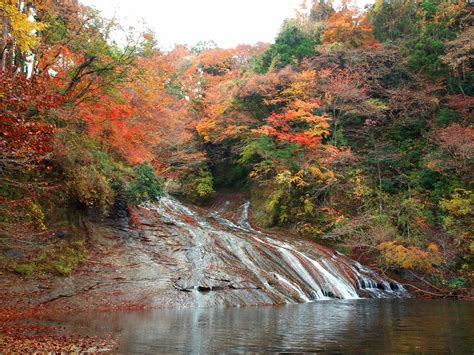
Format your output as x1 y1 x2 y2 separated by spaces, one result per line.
50 299 473 353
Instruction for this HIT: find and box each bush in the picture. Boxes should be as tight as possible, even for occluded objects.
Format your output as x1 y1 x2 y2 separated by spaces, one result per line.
125 163 163 205
195 171 214 198
177 170 215 204
13 263 35 276
49 241 87 276
54 130 127 214
377 241 443 274
12 240 87 277
447 277 466 289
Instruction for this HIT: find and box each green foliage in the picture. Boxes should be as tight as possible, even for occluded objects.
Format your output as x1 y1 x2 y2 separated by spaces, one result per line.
232 94 272 120
12 240 87 277
13 263 35 276
366 98 389 110
265 188 287 226
239 136 298 167
369 0 417 42
55 130 126 214
405 0 463 78
195 171 215 198
254 23 316 73
407 35 446 77
447 276 466 289
213 163 248 189
178 170 215 203
397 196 429 241
125 163 163 205
435 108 460 127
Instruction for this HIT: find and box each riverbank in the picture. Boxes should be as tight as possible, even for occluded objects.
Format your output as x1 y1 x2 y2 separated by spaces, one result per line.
0 195 471 352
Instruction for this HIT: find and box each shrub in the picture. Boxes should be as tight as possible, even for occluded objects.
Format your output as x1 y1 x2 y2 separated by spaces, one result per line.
377 241 443 274
54 130 127 214
125 163 163 205
12 240 87 277
195 171 214 198
13 263 35 276
177 170 215 204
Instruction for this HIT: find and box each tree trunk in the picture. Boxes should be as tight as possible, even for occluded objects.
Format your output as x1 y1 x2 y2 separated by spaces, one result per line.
1 14 8 72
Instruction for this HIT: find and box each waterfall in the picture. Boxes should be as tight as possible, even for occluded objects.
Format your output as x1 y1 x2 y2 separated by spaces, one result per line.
143 195 408 304
277 247 330 300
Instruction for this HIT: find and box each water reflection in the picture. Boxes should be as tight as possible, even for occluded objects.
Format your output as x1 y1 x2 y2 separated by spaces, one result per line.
59 300 473 353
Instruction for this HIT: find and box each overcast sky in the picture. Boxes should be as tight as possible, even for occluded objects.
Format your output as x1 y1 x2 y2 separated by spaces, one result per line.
80 0 373 49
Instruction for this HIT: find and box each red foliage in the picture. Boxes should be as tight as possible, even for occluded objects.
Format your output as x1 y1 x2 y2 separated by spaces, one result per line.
258 100 331 147
0 73 64 163
445 95 474 116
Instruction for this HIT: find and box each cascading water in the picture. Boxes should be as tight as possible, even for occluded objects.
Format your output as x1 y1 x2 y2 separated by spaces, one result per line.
143 195 407 306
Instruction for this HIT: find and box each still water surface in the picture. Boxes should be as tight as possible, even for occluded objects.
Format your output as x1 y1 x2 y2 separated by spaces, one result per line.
65 299 473 353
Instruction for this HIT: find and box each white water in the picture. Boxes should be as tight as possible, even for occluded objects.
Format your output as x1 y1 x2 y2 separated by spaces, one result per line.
145 195 408 302
277 247 329 300
304 256 360 299
274 273 311 302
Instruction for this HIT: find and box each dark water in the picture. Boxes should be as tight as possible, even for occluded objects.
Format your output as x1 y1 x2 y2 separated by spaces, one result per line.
62 300 473 353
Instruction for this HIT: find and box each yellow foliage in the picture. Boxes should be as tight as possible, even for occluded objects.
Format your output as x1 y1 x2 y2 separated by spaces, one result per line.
0 1 46 53
321 6 377 49
349 170 371 199
278 70 317 102
439 189 473 217
296 222 323 238
26 201 46 232
290 170 309 188
308 165 335 182
275 170 311 189
378 241 443 274
427 243 439 253
196 118 217 142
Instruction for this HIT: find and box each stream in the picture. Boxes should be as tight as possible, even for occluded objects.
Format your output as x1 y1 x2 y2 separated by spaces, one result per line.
44 299 473 353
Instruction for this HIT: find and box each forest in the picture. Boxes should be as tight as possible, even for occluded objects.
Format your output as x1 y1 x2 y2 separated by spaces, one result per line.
0 0 473 302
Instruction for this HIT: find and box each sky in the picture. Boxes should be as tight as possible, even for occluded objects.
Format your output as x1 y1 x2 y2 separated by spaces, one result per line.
80 0 373 49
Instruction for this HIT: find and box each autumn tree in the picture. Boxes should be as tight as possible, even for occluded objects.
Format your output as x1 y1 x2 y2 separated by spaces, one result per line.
0 0 47 72
322 6 377 49
254 22 316 73
368 0 417 42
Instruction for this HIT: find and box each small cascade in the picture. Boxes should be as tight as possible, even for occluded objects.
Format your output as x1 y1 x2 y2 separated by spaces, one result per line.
274 273 311 302
238 202 253 231
350 261 406 297
277 247 329 300
143 195 408 305
302 256 360 299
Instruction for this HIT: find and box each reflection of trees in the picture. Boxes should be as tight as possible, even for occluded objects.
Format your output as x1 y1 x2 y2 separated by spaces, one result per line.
56 300 474 353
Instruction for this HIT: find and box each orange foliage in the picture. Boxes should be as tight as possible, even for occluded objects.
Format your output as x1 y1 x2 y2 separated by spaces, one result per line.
322 7 378 48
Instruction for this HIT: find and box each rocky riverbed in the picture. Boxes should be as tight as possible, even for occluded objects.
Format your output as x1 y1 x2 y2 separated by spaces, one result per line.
1 194 406 315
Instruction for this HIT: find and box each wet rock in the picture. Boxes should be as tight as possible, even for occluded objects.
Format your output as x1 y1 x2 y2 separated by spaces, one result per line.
3 194 408 312
322 290 336 298
33 289 76 305
54 230 72 239
390 282 399 291
3 249 25 259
